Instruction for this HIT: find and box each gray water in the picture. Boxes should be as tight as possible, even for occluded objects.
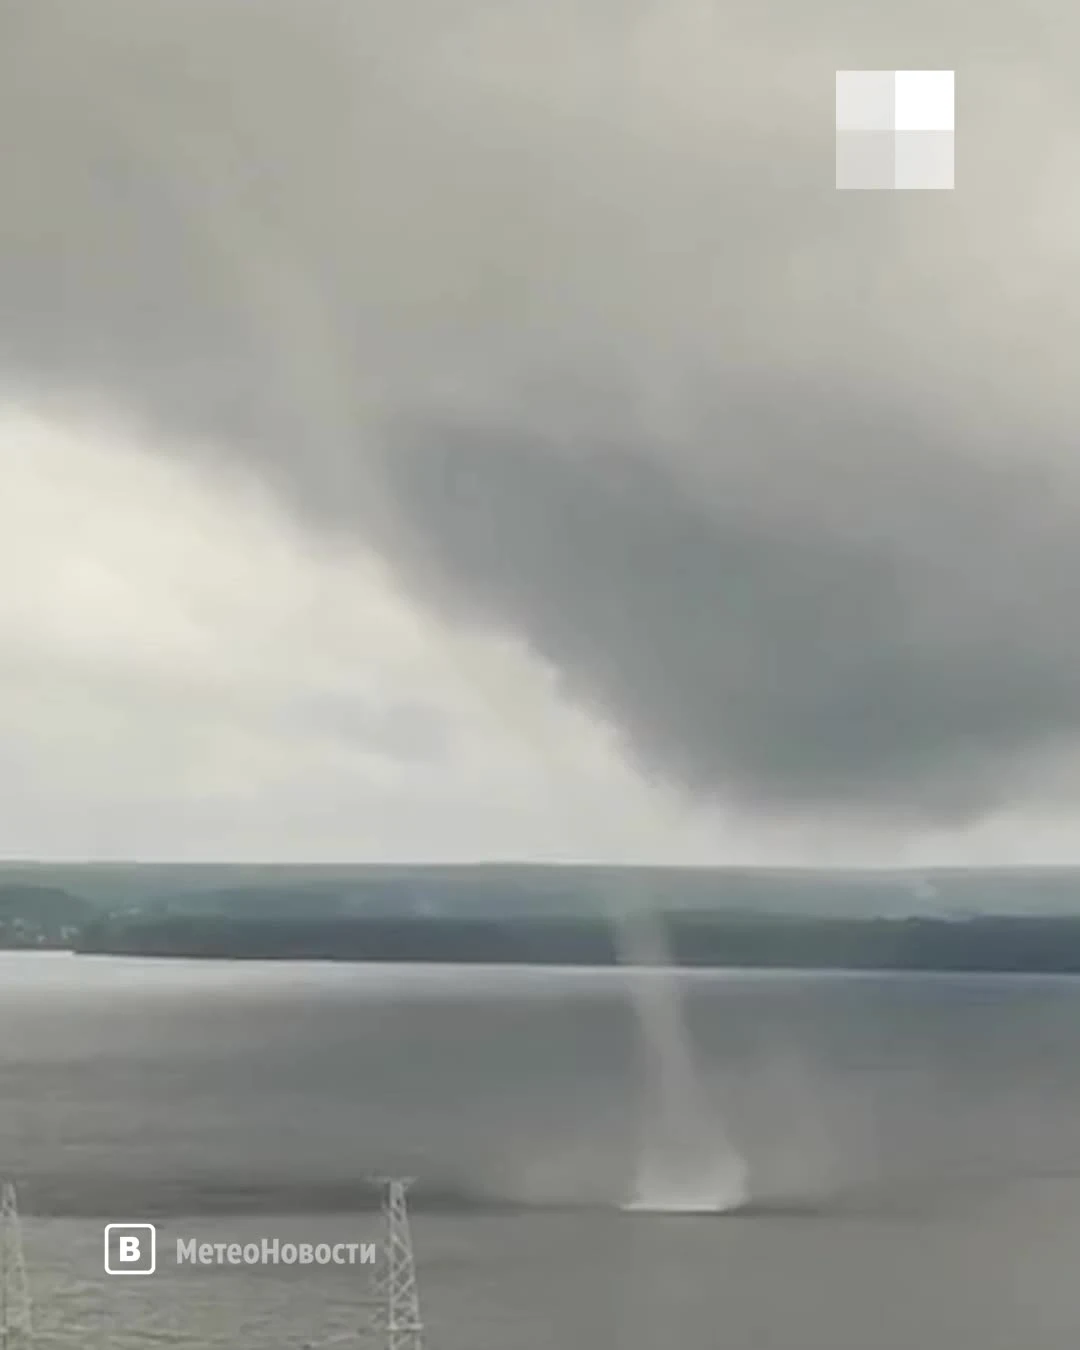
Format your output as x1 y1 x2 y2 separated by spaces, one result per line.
5 952 1080 1347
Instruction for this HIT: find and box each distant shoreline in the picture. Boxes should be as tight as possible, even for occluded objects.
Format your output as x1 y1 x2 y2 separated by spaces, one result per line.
6 864 1080 972
66 911 1080 974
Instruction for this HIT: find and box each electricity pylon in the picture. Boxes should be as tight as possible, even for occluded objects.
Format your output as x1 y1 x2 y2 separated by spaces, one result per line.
0 1182 33 1350
367 1179 424 1350
303 1176 425 1350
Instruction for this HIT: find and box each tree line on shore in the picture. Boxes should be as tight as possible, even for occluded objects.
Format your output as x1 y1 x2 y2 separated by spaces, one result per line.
72 909 1080 971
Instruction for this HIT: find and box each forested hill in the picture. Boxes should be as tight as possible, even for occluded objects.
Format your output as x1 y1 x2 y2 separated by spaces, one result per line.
0 884 96 946
8 860 1080 920
8 861 1080 969
74 909 1080 973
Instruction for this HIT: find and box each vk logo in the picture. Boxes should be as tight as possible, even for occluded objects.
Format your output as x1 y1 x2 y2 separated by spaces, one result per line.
104 1223 156 1275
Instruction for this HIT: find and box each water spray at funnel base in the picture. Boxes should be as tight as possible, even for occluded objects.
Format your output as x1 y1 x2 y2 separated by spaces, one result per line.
614 900 749 1213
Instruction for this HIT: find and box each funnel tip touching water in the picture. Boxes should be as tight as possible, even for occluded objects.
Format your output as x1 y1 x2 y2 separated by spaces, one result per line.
624 1153 750 1213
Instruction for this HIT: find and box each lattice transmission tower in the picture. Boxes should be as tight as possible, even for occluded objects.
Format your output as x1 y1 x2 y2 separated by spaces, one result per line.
0 1182 33 1350
367 1178 424 1350
303 1176 425 1350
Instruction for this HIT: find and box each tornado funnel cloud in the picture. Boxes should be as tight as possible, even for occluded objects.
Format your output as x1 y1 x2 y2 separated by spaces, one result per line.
614 898 748 1213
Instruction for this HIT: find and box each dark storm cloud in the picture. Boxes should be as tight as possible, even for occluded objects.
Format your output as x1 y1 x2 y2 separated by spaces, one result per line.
372 384 1080 822
3 0 1080 828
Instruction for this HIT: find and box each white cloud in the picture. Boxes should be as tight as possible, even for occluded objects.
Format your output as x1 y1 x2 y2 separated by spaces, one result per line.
0 402 736 861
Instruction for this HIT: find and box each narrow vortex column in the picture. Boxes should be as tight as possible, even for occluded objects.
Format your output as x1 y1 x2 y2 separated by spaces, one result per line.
0 1182 34 1350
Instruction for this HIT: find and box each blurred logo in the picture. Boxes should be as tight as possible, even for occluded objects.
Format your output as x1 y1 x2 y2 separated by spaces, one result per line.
836 71 954 189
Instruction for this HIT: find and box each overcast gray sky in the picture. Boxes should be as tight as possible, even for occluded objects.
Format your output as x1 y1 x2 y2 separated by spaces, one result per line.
2 0 1079 862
